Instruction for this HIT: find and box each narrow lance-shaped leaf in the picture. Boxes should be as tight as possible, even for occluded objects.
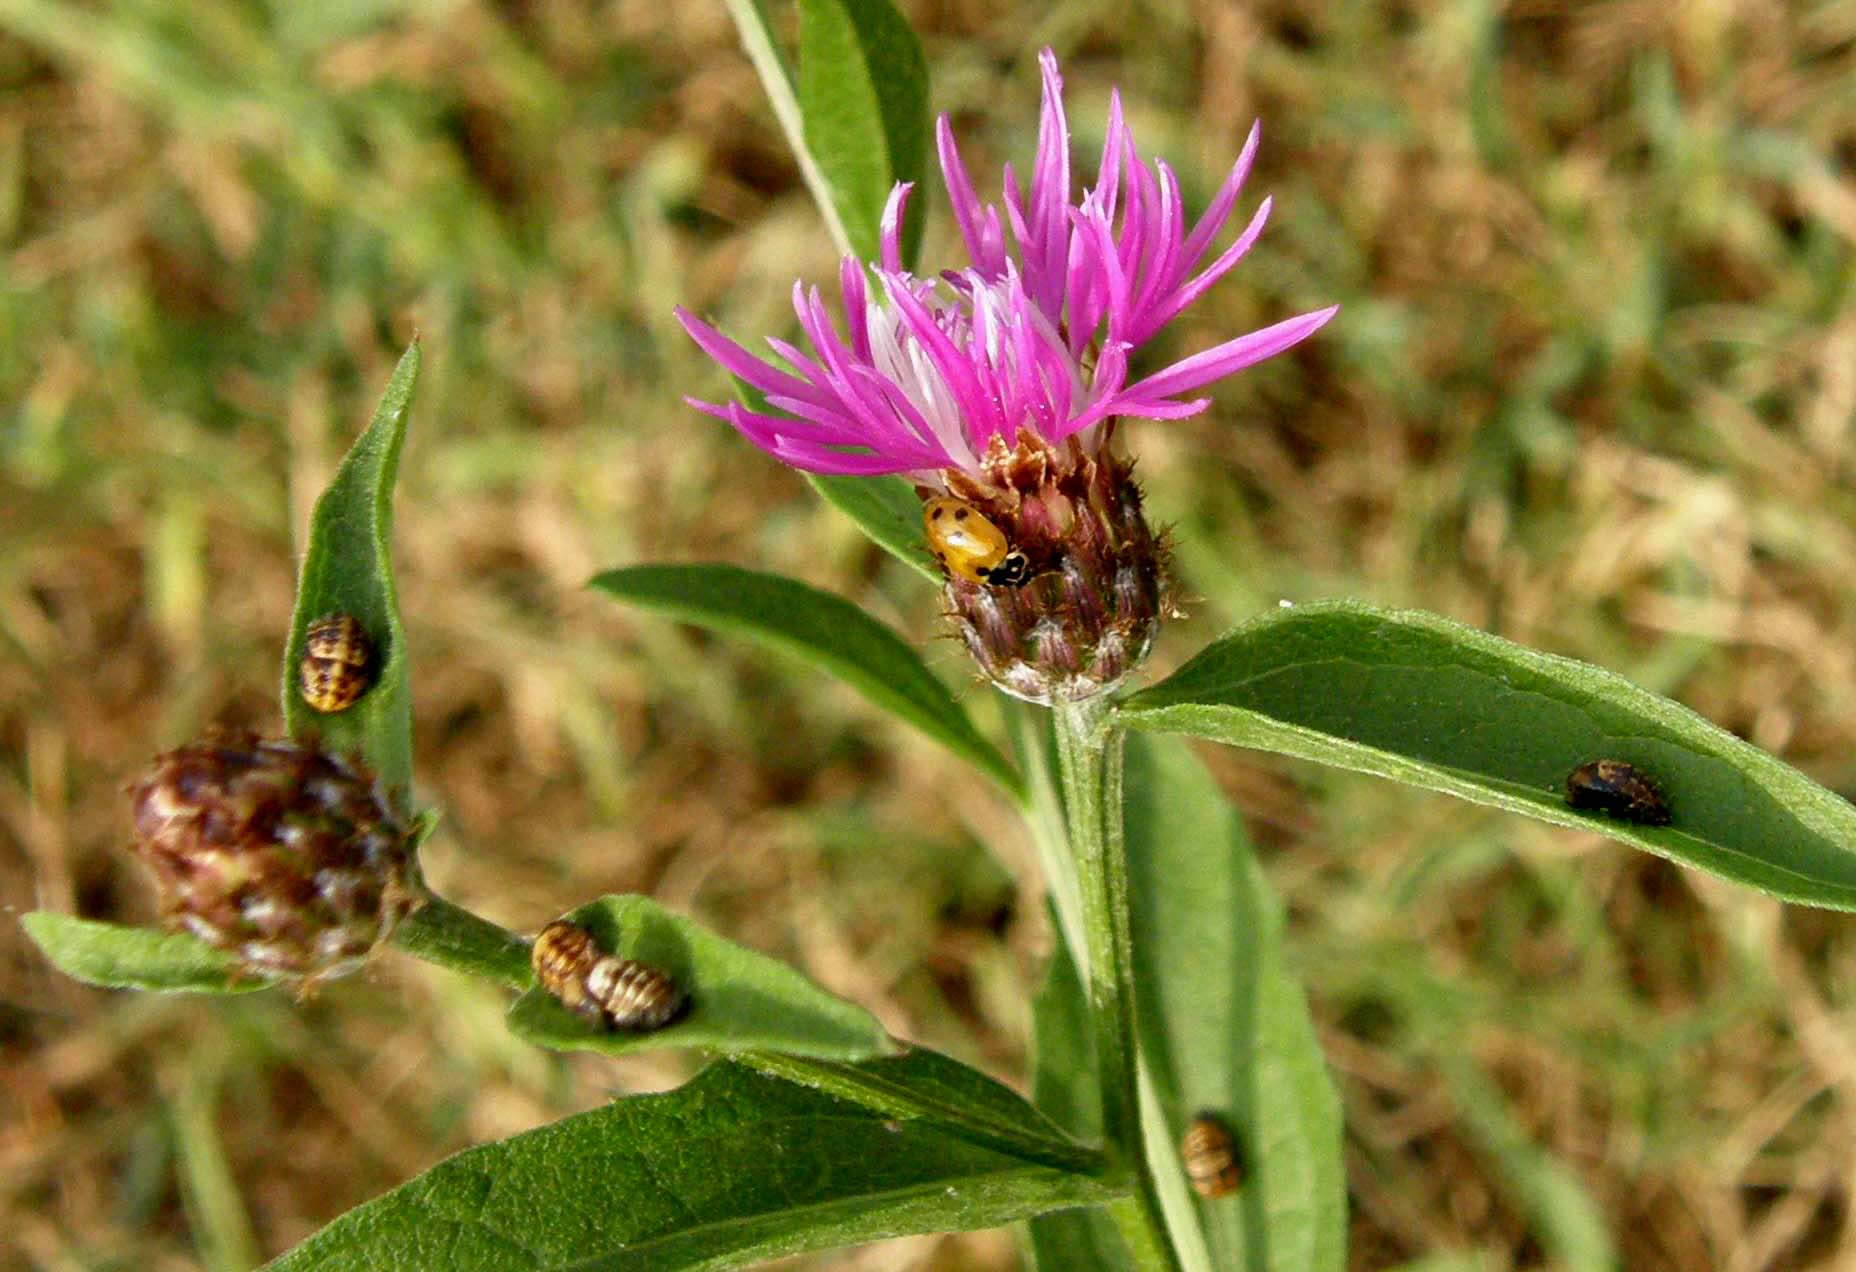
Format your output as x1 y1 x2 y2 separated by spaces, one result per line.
717 0 928 266
507 894 895 1062
797 0 930 265
20 912 274 995
591 563 1023 799
1123 735 1347 1272
1120 601 1856 909
282 342 420 797
267 1054 1120 1272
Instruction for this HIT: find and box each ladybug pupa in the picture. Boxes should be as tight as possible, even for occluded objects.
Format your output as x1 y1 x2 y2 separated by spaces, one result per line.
923 496 1031 588
530 919 604 1024
585 954 687 1031
1564 759 1671 826
299 613 375 714
530 918 688 1032
1181 1113 1242 1199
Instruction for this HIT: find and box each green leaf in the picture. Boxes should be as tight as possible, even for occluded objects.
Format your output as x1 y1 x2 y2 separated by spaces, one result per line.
797 0 929 266
1119 600 1856 909
1029 908 1100 1141
506 894 894 1061
1025 915 1133 1271
743 1047 1105 1175
282 342 420 797
1122 736 1347 1272
806 472 940 581
590 563 1022 799
21 913 274 994
1026 1203 1131 1272
717 0 857 260
266 1055 1119 1272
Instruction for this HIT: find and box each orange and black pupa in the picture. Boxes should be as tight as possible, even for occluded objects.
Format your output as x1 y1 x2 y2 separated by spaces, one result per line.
1181 1113 1241 1199
530 919 604 1023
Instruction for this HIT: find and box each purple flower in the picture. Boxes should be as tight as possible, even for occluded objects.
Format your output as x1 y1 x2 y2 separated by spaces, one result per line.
676 48 1336 479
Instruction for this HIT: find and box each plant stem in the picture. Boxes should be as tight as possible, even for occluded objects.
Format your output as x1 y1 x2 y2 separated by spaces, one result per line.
390 893 533 990
1052 698 1183 1272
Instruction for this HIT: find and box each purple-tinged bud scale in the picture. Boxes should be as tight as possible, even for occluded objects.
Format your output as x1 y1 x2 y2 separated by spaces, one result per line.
127 731 419 984
932 428 1169 704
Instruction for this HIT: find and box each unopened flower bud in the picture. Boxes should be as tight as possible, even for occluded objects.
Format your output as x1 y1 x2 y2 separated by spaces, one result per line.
127 731 420 983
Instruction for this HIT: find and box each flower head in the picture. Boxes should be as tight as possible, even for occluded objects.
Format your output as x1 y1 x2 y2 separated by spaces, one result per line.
678 51 1336 704
128 731 422 984
676 48 1335 479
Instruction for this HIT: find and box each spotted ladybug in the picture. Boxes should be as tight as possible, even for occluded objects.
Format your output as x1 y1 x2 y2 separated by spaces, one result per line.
1564 760 1671 826
299 614 375 714
923 496 1031 587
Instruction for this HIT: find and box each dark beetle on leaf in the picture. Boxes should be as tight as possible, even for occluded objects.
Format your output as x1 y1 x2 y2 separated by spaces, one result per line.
1564 760 1671 826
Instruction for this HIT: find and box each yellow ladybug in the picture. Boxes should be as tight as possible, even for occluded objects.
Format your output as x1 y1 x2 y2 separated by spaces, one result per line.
923 497 1031 587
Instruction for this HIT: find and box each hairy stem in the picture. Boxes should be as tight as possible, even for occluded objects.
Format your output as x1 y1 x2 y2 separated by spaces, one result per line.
1052 698 1184 1272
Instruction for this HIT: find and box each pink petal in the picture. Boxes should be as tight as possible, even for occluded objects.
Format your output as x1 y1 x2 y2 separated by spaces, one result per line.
936 117 1008 277
1135 197 1272 344
675 309 812 398
1180 121 1260 270
1117 305 1338 404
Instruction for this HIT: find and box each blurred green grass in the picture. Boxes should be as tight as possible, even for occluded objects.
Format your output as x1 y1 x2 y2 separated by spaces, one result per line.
1 1 1852 1268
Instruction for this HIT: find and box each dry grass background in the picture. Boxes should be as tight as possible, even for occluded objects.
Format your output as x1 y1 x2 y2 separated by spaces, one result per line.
1 0 1853 1268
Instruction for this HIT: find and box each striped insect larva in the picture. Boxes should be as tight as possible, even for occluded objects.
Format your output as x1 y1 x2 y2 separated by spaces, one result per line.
1181 1113 1241 1199
299 613 376 714
530 919 603 1023
584 954 687 1031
